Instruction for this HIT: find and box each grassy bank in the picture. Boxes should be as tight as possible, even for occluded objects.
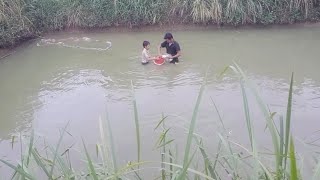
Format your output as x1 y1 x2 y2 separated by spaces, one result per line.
1 64 320 179
1 0 320 47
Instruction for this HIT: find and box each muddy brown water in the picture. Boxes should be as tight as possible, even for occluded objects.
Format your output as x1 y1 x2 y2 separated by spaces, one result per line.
1 27 320 178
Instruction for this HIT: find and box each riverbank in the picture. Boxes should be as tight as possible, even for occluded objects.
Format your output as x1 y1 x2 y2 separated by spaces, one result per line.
44 21 320 32
1 0 319 48
1 21 320 55
0 50 12 60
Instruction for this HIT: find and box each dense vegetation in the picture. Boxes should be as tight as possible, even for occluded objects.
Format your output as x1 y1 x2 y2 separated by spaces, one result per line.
1 64 320 179
1 0 320 47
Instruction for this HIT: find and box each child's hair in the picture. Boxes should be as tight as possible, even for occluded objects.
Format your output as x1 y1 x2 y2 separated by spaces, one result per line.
143 41 150 48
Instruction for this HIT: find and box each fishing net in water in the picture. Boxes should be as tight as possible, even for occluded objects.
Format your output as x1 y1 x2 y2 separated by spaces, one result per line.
37 37 112 51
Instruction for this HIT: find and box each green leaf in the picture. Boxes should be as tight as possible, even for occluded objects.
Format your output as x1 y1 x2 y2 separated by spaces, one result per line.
105 111 118 173
312 158 320 180
48 145 73 178
155 128 171 148
178 150 197 180
289 136 298 180
279 116 284 168
218 133 238 178
0 160 34 180
217 66 230 79
96 144 99 158
82 139 99 180
232 63 281 176
196 139 217 179
169 150 173 180
131 81 141 163
154 115 168 130
31 148 51 178
284 72 294 172
11 135 16 150
49 121 70 177
26 130 34 166
157 139 175 149
240 81 254 151
162 160 215 180
177 75 206 180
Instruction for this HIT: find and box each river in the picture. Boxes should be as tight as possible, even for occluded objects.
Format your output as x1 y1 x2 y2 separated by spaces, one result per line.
1 26 320 179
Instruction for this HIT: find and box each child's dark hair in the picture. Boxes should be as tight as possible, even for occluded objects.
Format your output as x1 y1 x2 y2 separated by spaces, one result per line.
143 41 150 48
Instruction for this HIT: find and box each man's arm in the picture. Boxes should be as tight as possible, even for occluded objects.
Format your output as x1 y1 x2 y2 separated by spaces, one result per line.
158 41 166 55
171 51 181 58
158 44 162 55
171 43 181 58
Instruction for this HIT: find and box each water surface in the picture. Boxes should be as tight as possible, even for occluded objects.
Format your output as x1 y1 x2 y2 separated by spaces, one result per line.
1 27 320 178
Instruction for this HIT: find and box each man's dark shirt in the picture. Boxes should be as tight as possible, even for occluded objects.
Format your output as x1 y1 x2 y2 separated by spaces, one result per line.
161 41 181 63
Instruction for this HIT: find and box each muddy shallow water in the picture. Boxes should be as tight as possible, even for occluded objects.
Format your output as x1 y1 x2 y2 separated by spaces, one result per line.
1 26 320 178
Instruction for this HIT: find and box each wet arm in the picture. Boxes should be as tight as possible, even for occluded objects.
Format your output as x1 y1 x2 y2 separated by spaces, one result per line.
145 51 156 61
171 51 181 58
171 43 181 58
158 44 162 55
158 41 166 55
148 56 156 61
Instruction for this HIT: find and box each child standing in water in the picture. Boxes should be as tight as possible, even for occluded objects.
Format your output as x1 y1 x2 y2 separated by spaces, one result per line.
141 41 156 65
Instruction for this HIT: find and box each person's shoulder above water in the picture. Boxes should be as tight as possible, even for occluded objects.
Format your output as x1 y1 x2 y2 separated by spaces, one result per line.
160 41 167 47
142 48 147 53
173 41 181 50
142 48 150 57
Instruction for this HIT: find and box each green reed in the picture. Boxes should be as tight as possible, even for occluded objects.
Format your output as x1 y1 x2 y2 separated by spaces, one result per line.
1 64 319 179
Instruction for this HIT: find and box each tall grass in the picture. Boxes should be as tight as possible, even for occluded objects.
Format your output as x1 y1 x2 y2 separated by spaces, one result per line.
1 64 319 179
0 0 35 47
1 0 320 47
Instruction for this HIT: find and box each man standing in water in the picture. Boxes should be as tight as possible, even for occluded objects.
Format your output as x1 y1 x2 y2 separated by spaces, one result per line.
158 33 181 64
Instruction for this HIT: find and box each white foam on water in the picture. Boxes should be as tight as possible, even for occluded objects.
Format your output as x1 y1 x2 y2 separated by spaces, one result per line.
37 37 112 51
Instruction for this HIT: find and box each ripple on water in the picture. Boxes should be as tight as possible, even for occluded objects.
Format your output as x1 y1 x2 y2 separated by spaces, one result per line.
43 69 111 89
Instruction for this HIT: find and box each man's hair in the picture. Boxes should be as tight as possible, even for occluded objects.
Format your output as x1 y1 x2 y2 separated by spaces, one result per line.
164 33 173 40
143 41 150 48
